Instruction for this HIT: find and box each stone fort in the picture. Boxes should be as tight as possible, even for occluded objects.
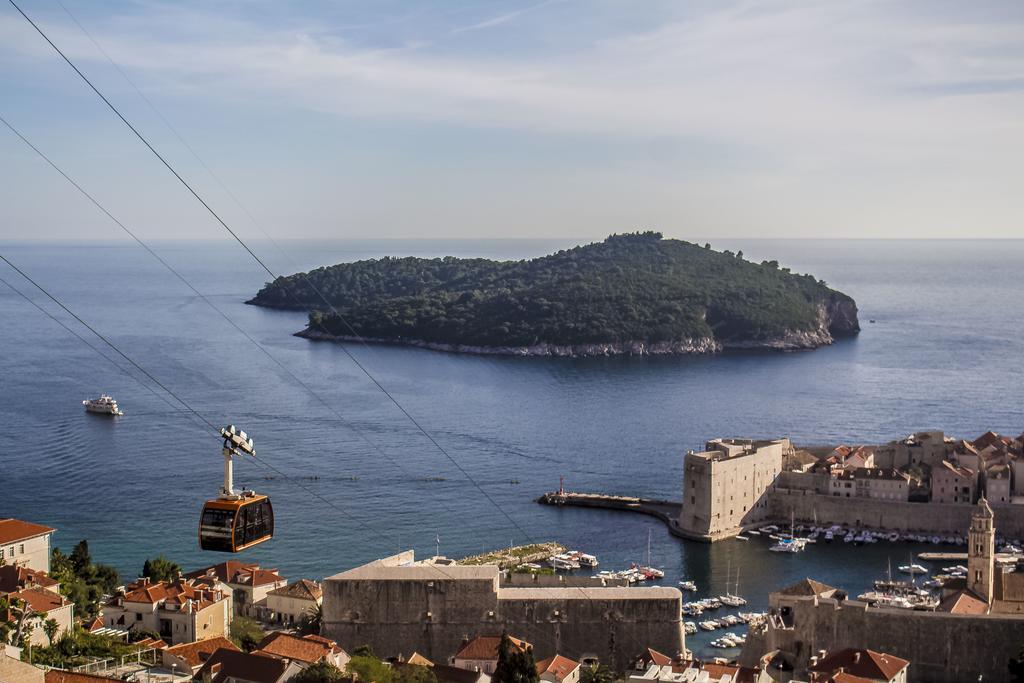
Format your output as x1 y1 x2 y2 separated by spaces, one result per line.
321 551 684 672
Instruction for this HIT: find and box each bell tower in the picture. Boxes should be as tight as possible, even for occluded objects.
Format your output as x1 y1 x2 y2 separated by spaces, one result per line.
968 497 995 603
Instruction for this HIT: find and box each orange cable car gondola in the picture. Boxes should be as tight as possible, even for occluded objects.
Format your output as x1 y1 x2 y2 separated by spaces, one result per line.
198 425 274 553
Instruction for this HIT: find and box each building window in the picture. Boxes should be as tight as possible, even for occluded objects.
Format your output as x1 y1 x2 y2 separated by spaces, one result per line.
18 544 24 554
136 613 142 621
691 496 695 505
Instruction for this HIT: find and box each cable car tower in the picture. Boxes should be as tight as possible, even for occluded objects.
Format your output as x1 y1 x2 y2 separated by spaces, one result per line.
198 425 274 552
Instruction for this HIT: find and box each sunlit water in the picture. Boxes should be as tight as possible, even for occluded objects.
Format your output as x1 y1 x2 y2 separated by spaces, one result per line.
2 238 1022 658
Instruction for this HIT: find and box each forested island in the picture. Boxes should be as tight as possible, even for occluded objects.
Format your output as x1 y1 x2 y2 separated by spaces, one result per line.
248 233 859 357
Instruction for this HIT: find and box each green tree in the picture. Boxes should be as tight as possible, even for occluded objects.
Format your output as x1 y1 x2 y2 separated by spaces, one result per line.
141 556 181 583
395 664 437 683
70 540 91 574
352 645 375 658
347 654 394 683
298 603 323 635
493 633 538 683
292 661 349 683
580 664 615 683
229 617 265 652
43 618 60 646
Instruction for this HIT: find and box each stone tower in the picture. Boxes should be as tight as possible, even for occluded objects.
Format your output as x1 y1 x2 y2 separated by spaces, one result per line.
968 497 995 603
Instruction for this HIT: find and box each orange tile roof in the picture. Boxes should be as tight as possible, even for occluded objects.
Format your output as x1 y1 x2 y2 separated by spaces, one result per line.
701 663 760 683
267 579 322 600
10 587 70 613
119 578 224 608
165 636 239 668
939 589 989 615
535 655 580 682
0 564 59 593
256 633 344 664
194 648 291 683
643 648 672 666
809 648 909 681
454 635 531 661
0 519 55 545
187 561 285 587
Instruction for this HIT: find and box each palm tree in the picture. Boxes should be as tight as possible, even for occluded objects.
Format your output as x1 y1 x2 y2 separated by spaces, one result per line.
43 618 60 646
299 603 323 635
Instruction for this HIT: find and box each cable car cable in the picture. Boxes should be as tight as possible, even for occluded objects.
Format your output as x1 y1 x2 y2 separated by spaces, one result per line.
9 0 534 543
0 113 481 557
0 250 401 548
0 270 206 426
0 111 426 487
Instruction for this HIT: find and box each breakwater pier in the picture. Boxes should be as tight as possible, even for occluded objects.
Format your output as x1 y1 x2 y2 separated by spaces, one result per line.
537 490 683 529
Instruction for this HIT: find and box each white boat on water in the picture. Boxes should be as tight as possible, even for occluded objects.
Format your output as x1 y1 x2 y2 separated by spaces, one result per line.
898 564 928 575
769 538 805 553
83 394 123 415
548 554 580 570
678 580 697 591
684 622 697 635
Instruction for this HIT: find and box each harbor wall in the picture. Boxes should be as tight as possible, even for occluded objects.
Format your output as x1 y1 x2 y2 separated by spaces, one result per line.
765 489 1024 536
745 596 1023 683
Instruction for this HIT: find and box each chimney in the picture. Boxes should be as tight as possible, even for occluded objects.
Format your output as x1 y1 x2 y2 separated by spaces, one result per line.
853 652 861 664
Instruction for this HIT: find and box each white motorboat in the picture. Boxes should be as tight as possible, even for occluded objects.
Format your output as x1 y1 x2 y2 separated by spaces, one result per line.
898 564 928 575
678 580 698 592
83 394 123 415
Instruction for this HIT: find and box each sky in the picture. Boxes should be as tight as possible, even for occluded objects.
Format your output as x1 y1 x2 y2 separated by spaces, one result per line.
0 0 1022 241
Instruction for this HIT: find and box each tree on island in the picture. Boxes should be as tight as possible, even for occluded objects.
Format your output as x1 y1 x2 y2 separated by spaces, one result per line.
493 633 539 683
142 556 182 583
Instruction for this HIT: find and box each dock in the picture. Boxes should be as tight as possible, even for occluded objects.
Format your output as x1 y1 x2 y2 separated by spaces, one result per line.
537 491 683 527
919 551 1022 564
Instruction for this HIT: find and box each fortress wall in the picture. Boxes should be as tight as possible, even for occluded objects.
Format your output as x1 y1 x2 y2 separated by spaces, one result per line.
756 597 1023 683
765 489 1024 536
323 576 502 664
497 590 684 672
323 575 684 671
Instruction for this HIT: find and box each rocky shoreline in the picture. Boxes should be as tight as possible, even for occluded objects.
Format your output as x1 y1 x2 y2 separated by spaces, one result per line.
295 327 845 357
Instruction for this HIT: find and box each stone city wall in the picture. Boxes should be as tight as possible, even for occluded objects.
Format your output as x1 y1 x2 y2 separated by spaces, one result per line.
322 575 683 672
745 596 1023 683
765 489 1024 536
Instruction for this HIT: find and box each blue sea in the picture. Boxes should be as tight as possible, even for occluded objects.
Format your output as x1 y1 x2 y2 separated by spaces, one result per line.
2 238 1022 657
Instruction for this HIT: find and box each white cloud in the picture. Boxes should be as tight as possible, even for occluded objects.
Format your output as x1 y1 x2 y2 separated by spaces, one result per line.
2 0 1023 237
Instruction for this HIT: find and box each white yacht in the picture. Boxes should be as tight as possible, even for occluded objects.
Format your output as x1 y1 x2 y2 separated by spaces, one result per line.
83 394 123 416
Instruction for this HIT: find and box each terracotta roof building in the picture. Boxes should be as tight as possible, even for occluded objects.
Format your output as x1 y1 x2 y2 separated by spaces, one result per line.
452 635 532 675
100 577 230 645
193 648 303 683
808 648 909 683
0 577 75 648
187 561 287 620
265 579 323 627
256 632 349 669
536 655 581 683
162 635 239 673
0 519 55 573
